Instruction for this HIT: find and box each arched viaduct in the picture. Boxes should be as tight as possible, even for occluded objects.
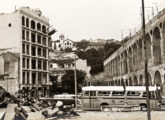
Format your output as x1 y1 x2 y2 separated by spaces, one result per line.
104 9 165 91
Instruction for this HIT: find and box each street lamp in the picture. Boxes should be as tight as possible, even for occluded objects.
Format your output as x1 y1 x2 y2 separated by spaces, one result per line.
74 53 78 110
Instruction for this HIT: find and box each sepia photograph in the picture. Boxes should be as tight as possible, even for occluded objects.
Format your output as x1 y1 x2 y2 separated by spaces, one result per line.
0 0 165 120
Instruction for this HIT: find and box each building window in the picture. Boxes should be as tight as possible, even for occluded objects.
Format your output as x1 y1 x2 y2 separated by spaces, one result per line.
27 72 29 84
23 58 25 68
38 60 42 69
32 72 36 84
22 16 25 26
42 25 46 34
22 44 25 54
26 44 29 55
31 46 36 56
42 37 46 46
38 72 42 84
26 18 29 27
43 49 47 58
22 72 25 84
37 23 41 31
31 33 36 43
43 73 47 83
43 61 47 71
48 39 52 47
31 20 35 29
37 35 41 44
26 31 29 41
32 59 36 69
27 58 29 69
22 30 25 40
38 47 42 56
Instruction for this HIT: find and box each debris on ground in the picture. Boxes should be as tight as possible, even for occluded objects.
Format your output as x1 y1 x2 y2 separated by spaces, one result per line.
1 99 79 120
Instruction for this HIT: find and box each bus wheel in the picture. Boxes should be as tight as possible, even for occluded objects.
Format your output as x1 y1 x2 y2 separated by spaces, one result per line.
100 103 110 111
140 104 147 111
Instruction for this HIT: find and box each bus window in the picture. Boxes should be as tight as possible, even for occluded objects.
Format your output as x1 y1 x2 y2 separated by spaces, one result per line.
127 91 140 96
112 91 124 96
90 91 96 96
84 91 89 96
97 91 110 96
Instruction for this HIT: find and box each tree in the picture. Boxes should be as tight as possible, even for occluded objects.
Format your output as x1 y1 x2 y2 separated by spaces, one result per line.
76 40 89 51
104 42 121 59
61 70 86 93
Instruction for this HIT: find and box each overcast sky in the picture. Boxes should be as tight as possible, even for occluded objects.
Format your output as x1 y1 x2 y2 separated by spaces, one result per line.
0 0 164 41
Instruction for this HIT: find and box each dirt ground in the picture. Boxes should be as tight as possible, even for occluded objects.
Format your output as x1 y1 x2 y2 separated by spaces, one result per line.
68 111 165 120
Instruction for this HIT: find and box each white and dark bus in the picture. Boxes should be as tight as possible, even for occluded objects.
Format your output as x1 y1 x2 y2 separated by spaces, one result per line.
79 86 161 110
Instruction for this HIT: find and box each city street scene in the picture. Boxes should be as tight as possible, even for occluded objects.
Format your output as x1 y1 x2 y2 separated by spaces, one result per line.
0 0 165 120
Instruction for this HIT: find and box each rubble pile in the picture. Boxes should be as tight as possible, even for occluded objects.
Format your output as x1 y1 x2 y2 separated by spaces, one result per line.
1 100 79 120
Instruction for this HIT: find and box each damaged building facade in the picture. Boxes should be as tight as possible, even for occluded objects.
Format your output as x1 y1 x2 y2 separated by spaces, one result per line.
104 9 165 94
0 7 52 97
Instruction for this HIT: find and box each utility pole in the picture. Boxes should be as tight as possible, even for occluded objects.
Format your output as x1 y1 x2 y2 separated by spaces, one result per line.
74 54 78 110
142 0 151 120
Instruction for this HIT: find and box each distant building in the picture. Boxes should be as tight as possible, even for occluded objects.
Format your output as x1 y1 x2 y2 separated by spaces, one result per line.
50 52 90 86
0 7 53 97
52 34 76 51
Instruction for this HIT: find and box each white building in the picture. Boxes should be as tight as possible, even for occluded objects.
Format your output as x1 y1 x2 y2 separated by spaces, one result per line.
0 7 52 97
52 34 76 51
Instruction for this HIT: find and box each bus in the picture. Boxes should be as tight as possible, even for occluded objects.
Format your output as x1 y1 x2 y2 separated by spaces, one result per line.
79 86 161 111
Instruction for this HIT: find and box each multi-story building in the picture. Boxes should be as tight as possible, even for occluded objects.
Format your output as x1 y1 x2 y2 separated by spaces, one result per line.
0 7 52 97
104 8 165 94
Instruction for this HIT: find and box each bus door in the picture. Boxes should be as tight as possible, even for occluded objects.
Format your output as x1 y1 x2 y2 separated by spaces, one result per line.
89 91 96 108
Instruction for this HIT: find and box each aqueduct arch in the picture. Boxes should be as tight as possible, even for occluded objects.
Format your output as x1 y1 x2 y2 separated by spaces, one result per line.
153 27 162 65
154 70 162 86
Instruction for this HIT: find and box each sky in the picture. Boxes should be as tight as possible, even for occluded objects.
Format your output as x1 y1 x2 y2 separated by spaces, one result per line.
0 0 164 41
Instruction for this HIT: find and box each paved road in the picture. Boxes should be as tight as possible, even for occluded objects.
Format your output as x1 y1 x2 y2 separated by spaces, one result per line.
1 108 165 120
69 111 165 120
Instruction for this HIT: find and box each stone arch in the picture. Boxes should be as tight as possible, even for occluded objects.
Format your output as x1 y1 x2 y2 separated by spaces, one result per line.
121 53 124 75
138 39 143 68
133 76 138 86
26 18 29 27
42 25 46 34
117 80 120 86
128 47 133 72
121 79 124 86
124 51 128 74
139 74 143 86
146 34 151 59
148 73 152 86
129 77 133 86
154 70 162 86
125 79 128 86
133 43 138 71
31 20 36 29
119 79 121 86
153 27 162 65
37 23 41 31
